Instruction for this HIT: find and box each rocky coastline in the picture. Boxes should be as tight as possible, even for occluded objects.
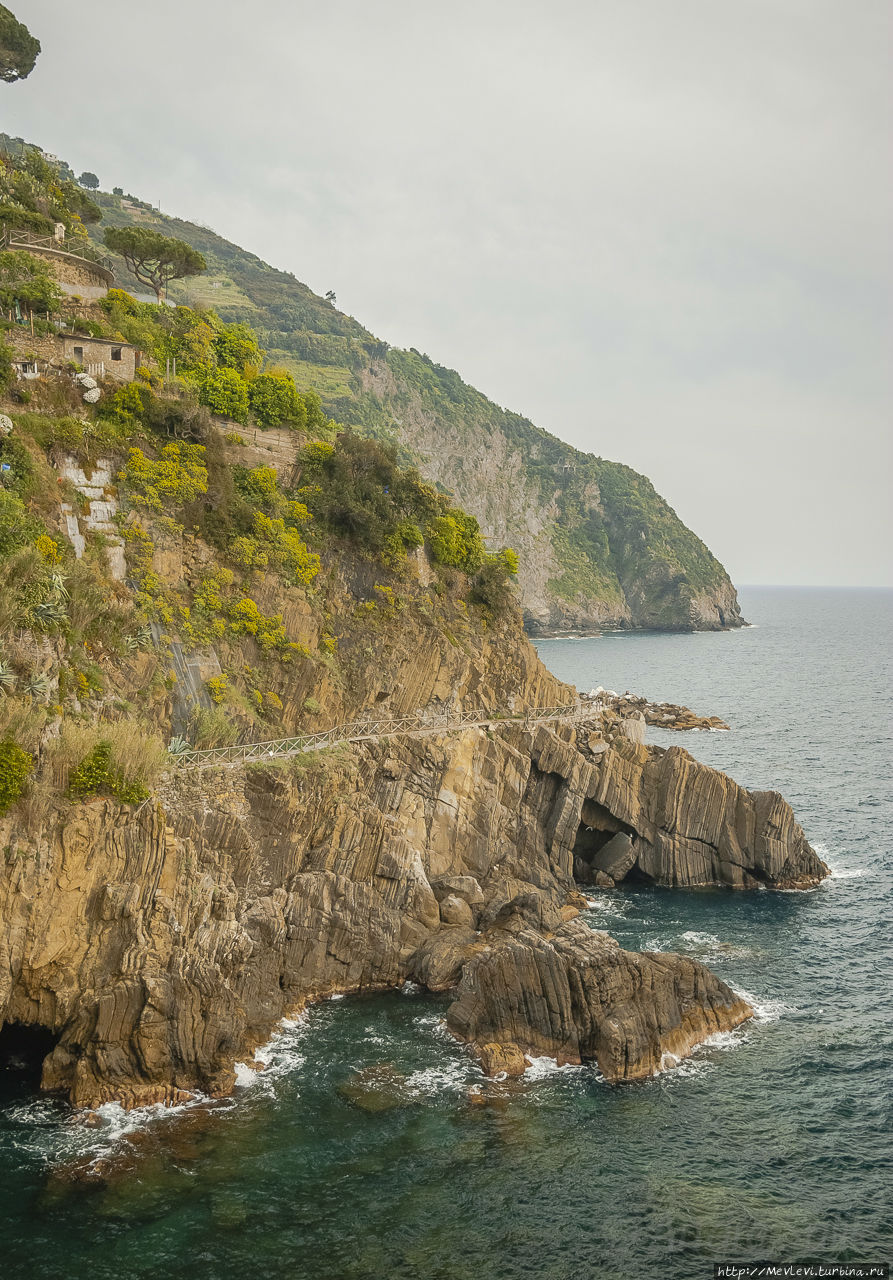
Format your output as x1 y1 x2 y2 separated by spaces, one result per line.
585 689 731 731
0 701 826 1109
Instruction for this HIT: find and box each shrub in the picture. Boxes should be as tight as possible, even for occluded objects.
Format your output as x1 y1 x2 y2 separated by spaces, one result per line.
213 323 264 375
249 371 306 429
110 381 147 424
67 738 152 804
427 512 486 572
0 739 33 814
190 706 240 748
233 464 278 506
470 548 520 614
122 443 208 511
227 596 292 653
206 674 228 705
0 489 41 557
0 250 64 313
0 337 12 392
199 367 249 424
68 741 114 799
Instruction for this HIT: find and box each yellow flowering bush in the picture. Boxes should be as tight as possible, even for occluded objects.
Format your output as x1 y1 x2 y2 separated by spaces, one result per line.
122 443 208 512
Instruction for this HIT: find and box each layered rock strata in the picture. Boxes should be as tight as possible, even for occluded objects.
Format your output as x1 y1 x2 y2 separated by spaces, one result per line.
446 921 753 1078
0 714 824 1107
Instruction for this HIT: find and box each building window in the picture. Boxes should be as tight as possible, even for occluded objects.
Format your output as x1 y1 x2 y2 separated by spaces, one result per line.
111 347 123 361
73 346 83 360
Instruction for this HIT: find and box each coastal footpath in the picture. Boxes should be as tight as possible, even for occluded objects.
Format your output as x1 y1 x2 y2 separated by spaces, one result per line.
0 704 826 1109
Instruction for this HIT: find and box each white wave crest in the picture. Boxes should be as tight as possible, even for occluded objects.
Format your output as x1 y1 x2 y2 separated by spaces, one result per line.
679 930 722 948
732 988 790 1024
523 1055 586 1081
234 1012 309 1091
405 1059 474 1097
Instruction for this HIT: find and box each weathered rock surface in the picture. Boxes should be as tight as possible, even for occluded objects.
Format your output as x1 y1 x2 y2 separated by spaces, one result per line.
592 691 731 732
572 733 828 890
446 920 752 1079
0 714 823 1107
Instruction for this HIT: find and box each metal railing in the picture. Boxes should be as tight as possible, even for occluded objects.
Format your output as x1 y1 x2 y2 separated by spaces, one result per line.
0 229 116 274
172 700 593 770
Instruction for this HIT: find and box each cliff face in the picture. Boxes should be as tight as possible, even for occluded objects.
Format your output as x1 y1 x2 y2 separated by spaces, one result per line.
357 355 744 634
0 712 823 1109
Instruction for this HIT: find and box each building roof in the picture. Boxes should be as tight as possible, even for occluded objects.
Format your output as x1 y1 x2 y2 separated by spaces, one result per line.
62 334 140 350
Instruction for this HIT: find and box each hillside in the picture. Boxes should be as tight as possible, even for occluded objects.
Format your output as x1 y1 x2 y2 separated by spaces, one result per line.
83 175 743 633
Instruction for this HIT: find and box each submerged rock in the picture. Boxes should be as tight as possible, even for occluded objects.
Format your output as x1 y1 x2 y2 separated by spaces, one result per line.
339 1064 412 1112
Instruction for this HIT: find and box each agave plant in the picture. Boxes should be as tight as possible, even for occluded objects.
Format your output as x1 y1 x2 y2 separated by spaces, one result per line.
32 598 69 628
49 572 70 601
22 672 51 701
0 661 17 693
124 623 155 652
167 736 191 758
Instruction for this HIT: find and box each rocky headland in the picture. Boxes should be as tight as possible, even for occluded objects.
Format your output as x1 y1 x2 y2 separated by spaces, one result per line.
0 699 826 1107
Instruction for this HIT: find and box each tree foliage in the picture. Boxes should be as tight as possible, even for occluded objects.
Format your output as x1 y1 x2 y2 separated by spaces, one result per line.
0 6 40 83
249 370 306 429
0 249 63 312
199 367 249 424
213 322 263 375
103 226 206 301
78 171 99 190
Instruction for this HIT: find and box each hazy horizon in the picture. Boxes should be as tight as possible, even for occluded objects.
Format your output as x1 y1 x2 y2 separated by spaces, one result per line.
4 0 891 589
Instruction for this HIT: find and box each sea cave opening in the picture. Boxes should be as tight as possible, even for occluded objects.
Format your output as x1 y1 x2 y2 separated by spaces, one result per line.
0 1021 58 1089
572 799 637 885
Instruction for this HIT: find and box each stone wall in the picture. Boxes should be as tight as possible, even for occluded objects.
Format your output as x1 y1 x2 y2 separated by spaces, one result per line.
5 329 62 364
11 243 113 293
214 420 303 481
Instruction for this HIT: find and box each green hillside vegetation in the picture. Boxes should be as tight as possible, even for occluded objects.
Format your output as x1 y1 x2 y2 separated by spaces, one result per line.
0 275 519 817
0 133 742 631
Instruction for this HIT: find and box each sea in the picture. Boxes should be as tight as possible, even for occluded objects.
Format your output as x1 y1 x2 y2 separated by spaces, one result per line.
0 586 890 1280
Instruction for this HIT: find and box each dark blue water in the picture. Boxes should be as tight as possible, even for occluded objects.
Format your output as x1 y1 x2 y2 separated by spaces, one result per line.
1 587 890 1279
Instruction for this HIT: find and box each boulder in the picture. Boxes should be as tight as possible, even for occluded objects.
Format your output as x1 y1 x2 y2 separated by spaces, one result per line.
439 894 475 927
430 875 485 907
447 919 753 1081
590 832 638 882
619 713 646 744
478 1042 530 1077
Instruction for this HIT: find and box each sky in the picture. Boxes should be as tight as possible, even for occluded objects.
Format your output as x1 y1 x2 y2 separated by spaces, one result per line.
4 0 891 586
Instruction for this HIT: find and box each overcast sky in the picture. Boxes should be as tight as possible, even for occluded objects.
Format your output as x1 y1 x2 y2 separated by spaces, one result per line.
5 1 891 585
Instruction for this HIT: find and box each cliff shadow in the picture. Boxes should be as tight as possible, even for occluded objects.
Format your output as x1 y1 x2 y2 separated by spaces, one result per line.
0 1021 59 1094
572 800 651 885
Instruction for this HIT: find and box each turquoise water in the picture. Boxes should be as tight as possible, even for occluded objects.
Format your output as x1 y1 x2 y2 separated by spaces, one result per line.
1 587 891 1279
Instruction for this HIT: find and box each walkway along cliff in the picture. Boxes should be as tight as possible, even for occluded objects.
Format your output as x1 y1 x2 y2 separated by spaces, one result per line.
0 695 826 1108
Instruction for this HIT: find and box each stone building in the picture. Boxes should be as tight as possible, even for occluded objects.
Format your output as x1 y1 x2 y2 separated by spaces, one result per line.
60 334 141 382
6 328 141 384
